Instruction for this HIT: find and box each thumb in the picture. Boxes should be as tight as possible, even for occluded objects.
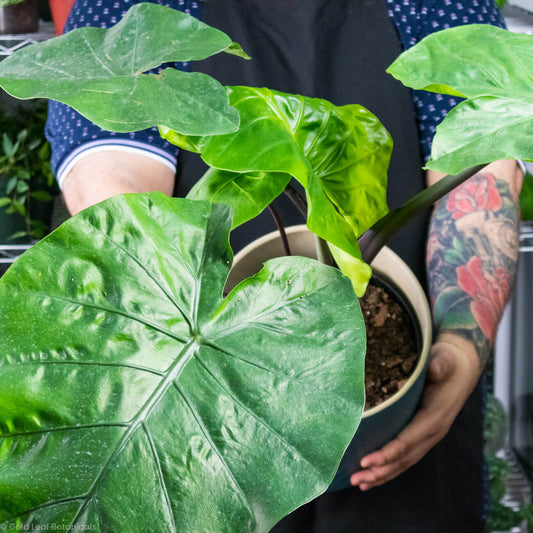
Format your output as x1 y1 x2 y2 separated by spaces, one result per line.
427 347 456 383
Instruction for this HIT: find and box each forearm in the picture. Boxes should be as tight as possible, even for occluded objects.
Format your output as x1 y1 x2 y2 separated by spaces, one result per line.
62 151 175 215
351 160 523 490
427 160 523 366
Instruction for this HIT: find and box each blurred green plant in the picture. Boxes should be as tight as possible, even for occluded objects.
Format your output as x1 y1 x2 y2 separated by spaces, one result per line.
484 394 533 532
519 172 533 221
0 0 26 7
0 101 58 241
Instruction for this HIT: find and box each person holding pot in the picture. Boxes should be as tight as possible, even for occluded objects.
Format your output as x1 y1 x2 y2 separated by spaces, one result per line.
45 0 524 531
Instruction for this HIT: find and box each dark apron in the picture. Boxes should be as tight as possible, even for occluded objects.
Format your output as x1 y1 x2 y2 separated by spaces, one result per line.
176 1 485 531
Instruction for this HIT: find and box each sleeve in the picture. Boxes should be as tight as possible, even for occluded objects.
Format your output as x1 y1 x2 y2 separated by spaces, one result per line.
386 0 506 162
45 0 203 188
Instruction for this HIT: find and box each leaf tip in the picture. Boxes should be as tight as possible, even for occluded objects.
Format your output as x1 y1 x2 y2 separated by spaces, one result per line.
225 42 252 60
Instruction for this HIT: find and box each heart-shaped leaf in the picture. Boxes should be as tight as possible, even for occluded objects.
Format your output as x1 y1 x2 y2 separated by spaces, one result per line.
0 3 242 135
0 193 365 532
387 24 533 173
162 86 391 290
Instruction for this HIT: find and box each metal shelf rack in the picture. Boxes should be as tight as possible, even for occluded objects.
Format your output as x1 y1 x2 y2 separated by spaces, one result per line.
0 20 56 275
0 21 55 57
503 3 533 34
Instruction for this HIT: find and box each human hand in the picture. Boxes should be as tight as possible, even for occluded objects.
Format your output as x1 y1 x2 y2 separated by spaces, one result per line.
350 334 482 490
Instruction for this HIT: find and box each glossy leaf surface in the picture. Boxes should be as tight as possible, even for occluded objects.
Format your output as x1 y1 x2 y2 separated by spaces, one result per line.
187 167 292 229
0 193 365 532
162 86 391 289
0 3 241 135
328 243 373 298
388 24 533 173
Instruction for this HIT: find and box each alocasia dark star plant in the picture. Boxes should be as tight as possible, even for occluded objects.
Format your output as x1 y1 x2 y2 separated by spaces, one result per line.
0 4 531 532
0 4 366 532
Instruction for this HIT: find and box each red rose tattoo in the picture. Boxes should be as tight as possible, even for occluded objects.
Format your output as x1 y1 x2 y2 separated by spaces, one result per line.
428 173 519 363
447 173 502 220
456 256 510 343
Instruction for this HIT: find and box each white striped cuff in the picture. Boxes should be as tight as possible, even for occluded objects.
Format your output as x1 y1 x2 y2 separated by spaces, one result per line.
56 140 177 189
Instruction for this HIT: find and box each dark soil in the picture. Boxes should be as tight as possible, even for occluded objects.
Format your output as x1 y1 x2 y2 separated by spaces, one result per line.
361 281 419 410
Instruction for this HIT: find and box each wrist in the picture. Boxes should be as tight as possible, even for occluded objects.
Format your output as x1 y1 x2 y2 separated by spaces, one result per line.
432 332 482 375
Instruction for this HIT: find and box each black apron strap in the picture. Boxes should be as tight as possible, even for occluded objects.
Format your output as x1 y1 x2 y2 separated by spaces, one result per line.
175 3 485 530
176 0 428 281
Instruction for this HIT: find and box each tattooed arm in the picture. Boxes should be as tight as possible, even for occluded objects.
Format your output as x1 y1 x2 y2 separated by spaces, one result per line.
350 159 523 490
427 161 521 362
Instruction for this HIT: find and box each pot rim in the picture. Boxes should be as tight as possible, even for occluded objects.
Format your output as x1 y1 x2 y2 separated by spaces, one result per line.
231 224 432 420
361 245 432 418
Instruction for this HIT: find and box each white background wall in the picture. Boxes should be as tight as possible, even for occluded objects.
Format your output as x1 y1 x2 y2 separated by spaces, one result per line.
509 0 533 12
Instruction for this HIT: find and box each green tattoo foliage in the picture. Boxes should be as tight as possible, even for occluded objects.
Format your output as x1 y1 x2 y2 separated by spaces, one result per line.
428 174 519 361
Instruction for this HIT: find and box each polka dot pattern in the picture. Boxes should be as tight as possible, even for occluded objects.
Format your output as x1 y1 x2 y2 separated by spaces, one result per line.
386 0 505 161
45 0 506 179
45 0 202 180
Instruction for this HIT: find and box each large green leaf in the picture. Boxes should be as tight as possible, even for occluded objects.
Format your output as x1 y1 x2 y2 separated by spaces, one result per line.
0 193 365 532
162 86 391 282
0 3 243 135
187 168 293 229
387 24 533 174
423 95 533 174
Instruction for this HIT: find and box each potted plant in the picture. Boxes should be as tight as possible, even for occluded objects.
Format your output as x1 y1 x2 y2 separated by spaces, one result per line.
0 7 365 532
0 4 529 531
48 0 74 34
482 394 533 532
225 224 433 491
0 0 71 36
0 100 58 243
0 0 38 34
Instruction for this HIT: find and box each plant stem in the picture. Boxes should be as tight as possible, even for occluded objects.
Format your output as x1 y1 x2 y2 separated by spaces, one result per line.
314 235 336 266
267 203 292 256
358 164 486 264
283 180 307 220
282 181 336 266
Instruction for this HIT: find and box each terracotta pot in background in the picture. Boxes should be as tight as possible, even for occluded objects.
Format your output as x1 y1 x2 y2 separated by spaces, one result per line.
0 0 38 34
48 0 75 35
227 225 432 492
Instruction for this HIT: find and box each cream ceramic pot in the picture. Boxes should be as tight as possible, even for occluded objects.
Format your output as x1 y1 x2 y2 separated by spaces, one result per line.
226 225 432 491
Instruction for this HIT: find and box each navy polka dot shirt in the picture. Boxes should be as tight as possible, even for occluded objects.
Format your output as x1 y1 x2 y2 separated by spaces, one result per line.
45 0 505 186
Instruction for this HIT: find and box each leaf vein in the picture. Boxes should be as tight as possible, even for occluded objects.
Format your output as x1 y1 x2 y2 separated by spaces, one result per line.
200 339 313 386
141 422 177 533
20 289 189 345
2 496 88 524
0 360 165 376
94 225 195 332
0 423 129 440
194 353 313 464
82 34 116 76
66 341 198 527
172 383 256 524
